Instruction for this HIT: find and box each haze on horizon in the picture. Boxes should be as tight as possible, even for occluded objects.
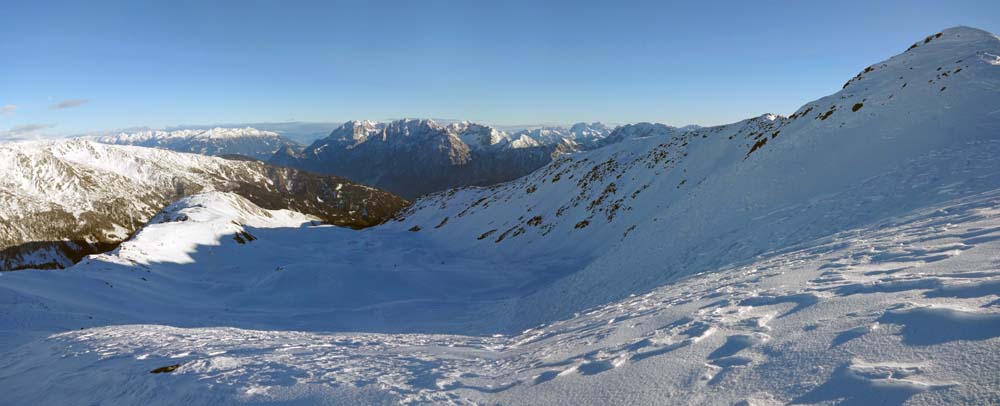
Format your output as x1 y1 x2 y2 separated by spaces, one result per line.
1 0 998 138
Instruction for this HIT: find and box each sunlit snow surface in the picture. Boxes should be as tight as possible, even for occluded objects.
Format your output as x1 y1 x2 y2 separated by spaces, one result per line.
2 189 999 405
1 27 1000 405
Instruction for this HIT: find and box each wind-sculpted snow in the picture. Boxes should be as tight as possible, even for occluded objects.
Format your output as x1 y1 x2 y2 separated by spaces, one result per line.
0 140 407 270
1 27 1000 405
2 188 999 405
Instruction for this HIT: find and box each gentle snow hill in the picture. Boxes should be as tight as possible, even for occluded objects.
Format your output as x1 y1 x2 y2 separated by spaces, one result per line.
0 140 407 270
94 127 299 161
0 27 999 405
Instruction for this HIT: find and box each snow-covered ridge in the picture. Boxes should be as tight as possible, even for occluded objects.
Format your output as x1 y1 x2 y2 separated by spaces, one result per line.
394 25 1000 322
506 122 615 150
94 127 298 160
99 127 281 142
108 192 318 266
0 139 406 270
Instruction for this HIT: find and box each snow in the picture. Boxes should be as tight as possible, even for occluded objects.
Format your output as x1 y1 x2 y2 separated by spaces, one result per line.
323 120 614 152
506 122 615 149
0 139 401 270
2 188 999 404
93 127 296 160
108 192 317 265
99 127 281 142
1 27 999 405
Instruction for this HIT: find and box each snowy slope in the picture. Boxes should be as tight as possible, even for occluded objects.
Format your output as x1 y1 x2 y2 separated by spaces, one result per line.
0 27 999 405
394 26 1000 325
94 127 299 160
1 175 999 405
0 140 407 270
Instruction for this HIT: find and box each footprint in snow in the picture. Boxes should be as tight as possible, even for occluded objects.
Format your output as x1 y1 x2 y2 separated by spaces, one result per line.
877 304 1000 345
791 360 957 405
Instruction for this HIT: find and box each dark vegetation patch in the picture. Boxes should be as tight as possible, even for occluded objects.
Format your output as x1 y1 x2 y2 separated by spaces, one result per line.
477 229 498 240
818 106 836 120
574 220 590 229
150 364 182 374
527 216 543 226
851 103 864 112
622 225 637 239
408 225 421 232
587 183 618 211
495 226 526 243
605 198 626 222
631 184 650 199
908 32 943 51
746 137 768 158
789 106 814 120
457 197 489 218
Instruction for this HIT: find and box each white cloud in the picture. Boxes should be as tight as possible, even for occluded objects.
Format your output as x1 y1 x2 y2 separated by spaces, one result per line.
1 104 16 116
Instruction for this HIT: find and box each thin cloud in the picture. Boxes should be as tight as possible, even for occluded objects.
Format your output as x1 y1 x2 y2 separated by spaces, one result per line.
10 124 54 134
1 104 16 116
50 99 89 109
0 124 57 141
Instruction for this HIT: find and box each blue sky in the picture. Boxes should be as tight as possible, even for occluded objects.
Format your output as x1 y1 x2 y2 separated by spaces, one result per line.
1 0 998 137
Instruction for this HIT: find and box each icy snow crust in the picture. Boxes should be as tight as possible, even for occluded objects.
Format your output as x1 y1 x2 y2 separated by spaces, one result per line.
1 27 1000 405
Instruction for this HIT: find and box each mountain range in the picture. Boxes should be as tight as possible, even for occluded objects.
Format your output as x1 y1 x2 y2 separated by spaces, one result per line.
271 119 686 198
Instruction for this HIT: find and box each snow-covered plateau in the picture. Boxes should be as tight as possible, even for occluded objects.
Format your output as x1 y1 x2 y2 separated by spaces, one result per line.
1 26 999 405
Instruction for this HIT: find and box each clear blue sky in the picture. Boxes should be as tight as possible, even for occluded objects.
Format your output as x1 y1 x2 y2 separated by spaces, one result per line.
1 0 998 136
